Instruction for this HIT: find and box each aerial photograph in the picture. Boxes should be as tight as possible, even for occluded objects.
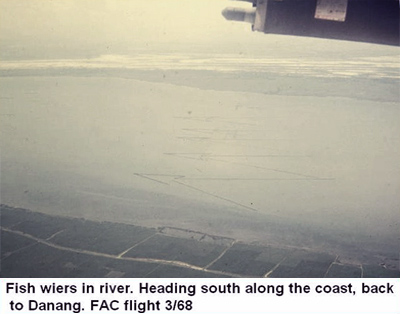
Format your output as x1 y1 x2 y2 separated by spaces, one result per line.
1 0 399 278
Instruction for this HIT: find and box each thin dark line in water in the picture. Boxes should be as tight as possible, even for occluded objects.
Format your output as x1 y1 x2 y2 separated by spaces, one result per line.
216 138 294 141
173 116 258 127
78 190 142 203
209 157 329 180
164 152 209 155
134 173 169 185
165 153 308 158
182 128 249 132
173 180 257 212
205 154 307 157
171 155 205 161
134 173 186 185
176 137 211 140
180 177 333 181
135 171 331 182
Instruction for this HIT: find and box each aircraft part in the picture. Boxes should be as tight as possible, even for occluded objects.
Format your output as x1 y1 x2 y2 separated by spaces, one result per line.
222 0 399 46
222 7 256 23
315 0 348 22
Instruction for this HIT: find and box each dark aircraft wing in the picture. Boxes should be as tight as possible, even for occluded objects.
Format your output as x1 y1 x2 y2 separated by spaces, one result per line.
222 0 399 46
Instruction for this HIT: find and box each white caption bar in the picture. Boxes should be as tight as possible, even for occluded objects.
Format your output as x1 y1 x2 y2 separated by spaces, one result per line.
1 278 399 314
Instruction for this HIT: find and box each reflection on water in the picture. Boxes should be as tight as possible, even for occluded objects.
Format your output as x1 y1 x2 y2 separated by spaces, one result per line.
1 53 399 79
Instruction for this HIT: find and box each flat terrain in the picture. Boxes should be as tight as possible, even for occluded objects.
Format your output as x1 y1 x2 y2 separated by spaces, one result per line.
2 205 399 278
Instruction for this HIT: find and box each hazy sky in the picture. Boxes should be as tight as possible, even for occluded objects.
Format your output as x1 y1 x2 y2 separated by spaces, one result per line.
1 0 398 59
0 0 254 58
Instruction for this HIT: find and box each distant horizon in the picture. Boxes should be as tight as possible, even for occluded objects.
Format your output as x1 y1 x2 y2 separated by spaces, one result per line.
1 0 398 61
1 52 399 81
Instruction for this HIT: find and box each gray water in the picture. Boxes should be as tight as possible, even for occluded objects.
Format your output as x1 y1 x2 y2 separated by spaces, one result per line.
1 63 399 262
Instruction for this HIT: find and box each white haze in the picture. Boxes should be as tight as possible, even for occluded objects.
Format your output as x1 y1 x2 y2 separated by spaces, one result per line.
1 0 399 259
